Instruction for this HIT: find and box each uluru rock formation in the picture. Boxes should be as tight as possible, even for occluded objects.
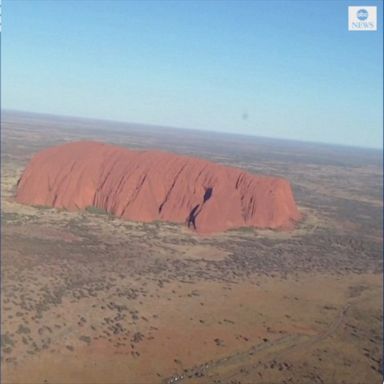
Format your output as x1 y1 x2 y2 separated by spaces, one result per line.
16 141 301 233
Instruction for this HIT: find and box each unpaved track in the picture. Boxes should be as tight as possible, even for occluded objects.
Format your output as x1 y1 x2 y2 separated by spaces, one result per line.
164 304 351 383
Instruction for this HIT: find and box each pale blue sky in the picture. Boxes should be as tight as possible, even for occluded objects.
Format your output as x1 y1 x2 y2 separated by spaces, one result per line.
2 0 383 148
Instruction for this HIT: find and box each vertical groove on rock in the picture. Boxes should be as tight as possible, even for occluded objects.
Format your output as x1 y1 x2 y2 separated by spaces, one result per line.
120 174 148 217
158 162 188 214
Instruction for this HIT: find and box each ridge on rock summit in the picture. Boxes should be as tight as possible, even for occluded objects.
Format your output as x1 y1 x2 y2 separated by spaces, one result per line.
15 141 302 234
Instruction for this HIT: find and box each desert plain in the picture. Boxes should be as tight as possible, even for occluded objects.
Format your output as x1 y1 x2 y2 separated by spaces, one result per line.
1 111 383 384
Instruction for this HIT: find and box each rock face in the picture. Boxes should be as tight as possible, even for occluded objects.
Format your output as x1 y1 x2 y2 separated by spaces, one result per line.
16 141 301 233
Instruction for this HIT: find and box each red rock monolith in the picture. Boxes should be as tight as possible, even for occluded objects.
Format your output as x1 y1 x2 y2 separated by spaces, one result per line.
15 141 301 233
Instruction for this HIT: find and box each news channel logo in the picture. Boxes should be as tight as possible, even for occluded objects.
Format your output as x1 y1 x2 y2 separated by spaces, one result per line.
357 9 369 21
348 6 377 31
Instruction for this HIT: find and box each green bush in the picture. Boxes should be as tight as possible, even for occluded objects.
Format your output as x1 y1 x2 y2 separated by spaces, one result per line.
32 204 52 210
85 206 109 215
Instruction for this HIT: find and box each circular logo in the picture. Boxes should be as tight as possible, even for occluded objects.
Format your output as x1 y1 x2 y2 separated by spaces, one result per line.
357 9 368 21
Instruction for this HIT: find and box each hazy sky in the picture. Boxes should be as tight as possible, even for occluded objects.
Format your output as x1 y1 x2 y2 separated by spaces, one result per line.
3 0 383 148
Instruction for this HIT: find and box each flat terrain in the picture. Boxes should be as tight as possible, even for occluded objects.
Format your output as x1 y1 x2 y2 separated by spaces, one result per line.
1 111 383 384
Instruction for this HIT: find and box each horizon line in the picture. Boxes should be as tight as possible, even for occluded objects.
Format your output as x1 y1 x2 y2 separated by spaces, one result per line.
2 108 383 152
